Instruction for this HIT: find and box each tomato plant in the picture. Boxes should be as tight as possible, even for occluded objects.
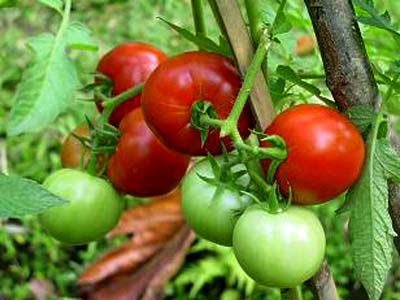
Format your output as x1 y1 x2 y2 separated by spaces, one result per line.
181 158 252 246
39 169 123 245
142 51 255 156
233 205 326 288
261 104 365 204
96 42 167 126
107 108 190 197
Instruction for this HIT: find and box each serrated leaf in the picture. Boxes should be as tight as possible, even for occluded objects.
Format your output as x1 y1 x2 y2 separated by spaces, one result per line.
347 132 395 300
65 21 98 51
7 33 80 136
354 0 400 37
0 173 67 218
271 0 292 35
0 0 17 8
276 65 321 95
158 17 232 57
37 0 63 15
376 140 400 182
346 106 377 134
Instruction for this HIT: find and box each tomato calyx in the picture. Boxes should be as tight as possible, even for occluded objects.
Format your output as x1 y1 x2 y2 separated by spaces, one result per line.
196 154 251 194
190 100 222 146
69 118 120 174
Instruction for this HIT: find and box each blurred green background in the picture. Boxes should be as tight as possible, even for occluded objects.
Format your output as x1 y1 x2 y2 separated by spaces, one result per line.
0 0 399 299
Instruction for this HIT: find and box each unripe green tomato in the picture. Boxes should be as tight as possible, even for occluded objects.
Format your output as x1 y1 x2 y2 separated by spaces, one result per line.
39 169 123 245
233 205 326 288
181 158 252 246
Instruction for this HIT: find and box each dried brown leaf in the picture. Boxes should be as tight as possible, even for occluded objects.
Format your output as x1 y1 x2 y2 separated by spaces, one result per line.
79 188 187 286
79 241 163 285
109 189 183 237
82 225 195 300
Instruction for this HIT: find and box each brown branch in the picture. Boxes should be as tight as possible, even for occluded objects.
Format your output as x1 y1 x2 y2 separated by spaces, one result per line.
306 261 339 300
305 0 400 253
304 0 380 111
305 0 400 297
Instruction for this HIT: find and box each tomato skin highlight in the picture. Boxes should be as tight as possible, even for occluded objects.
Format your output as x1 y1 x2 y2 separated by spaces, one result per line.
142 51 255 156
107 108 190 197
261 104 365 204
96 42 167 126
233 205 326 288
181 158 252 246
39 169 123 245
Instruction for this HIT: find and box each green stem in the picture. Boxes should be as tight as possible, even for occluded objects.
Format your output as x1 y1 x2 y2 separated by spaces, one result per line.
200 114 226 128
191 0 207 49
244 0 269 78
57 0 71 38
86 83 144 175
383 74 400 104
235 141 286 160
244 0 264 45
102 83 144 120
220 35 271 137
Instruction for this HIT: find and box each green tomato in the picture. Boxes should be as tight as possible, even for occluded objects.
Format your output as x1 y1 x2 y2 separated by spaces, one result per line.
39 169 123 245
181 158 252 246
233 205 326 288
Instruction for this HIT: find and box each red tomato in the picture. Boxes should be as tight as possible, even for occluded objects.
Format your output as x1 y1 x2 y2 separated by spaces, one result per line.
96 42 167 126
106 108 190 197
261 104 365 205
141 52 255 156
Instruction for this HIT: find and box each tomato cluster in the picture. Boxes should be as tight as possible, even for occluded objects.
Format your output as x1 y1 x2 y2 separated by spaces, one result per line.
41 41 365 289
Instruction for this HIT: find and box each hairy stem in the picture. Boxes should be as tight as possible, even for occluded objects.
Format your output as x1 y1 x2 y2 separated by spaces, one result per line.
220 35 271 137
191 0 207 48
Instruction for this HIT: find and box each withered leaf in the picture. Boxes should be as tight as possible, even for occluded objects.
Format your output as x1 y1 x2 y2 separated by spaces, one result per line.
82 225 195 300
79 188 194 300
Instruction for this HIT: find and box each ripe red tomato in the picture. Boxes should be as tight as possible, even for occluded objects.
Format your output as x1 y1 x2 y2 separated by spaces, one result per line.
96 42 167 126
261 104 365 205
106 108 190 197
142 51 255 156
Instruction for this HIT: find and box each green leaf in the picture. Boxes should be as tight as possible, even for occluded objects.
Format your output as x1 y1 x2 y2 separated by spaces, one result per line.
268 76 287 103
37 0 63 15
271 0 292 36
65 21 98 51
0 173 67 218
0 0 17 8
354 0 400 37
376 140 400 182
346 130 395 300
346 106 377 134
7 33 80 136
276 65 321 95
158 17 233 57
207 153 220 178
